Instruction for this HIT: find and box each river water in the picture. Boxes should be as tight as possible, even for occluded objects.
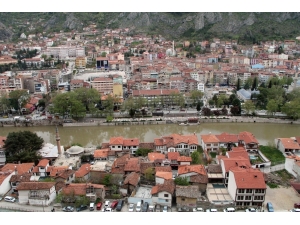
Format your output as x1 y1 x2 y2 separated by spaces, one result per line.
0 123 299 147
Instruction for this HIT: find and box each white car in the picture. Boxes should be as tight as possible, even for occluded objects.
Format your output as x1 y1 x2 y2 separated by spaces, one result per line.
162 206 168 212
290 208 300 212
128 204 134 212
104 201 110 208
4 196 16 203
105 207 113 212
245 208 257 212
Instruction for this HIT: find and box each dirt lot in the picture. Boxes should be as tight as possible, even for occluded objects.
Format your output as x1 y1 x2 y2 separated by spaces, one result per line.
264 186 300 212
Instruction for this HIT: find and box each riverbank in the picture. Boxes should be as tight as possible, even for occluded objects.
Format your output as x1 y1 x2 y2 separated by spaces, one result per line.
0 116 299 128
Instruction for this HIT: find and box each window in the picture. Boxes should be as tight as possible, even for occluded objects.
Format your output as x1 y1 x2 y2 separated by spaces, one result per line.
245 196 251 200
246 189 252 193
112 146 115 148
181 198 185 201
165 199 169 202
237 196 243 200
164 194 169 197
184 145 188 148
255 189 264 193
118 146 121 148
238 189 244 193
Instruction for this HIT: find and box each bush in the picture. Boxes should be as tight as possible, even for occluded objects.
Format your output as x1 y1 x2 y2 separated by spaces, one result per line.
267 183 279 188
210 152 217 158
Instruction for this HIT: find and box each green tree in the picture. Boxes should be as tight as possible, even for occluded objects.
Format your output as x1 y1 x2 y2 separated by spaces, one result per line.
266 99 278 116
0 94 10 114
144 167 155 181
135 148 153 157
236 78 241 90
9 90 30 110
282 99 300 120
191 151 200 164
251 77 258 91
190 90 204 106
74 88 100 112
101 52 107 57
242 101 256 115
103 174 112 186
174 177 189 186
4 131 44 163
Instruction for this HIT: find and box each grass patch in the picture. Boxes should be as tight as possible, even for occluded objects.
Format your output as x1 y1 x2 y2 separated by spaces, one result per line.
259 145 285 166
273 169 294 183
267 183 279 189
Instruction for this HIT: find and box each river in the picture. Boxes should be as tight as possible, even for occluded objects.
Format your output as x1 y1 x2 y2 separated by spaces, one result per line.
0 123 299 147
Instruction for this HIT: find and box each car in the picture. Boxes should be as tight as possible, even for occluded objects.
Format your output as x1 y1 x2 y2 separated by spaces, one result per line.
136 201 142 212
267 202 274 212
206 208 218 212
128 203 134 212
294 203 300 209
290 208 300 212
142 202 149 212
162 206 168 212
96 202 102 210
148 205 154 212
76 205 88 212
155 204 161 212
4 196 16 203
63 206 74 212
224 207 235 212
245 208 257 212
116 200 124 211
104 200 110 208
111 200 118 209
105 207 113 212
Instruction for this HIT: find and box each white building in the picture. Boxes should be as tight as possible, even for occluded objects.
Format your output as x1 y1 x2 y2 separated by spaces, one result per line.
16 182 56 206
197 82 205 93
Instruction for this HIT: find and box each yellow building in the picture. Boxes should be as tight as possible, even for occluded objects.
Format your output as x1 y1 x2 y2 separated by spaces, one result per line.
113 83 123 98
75 57 87 69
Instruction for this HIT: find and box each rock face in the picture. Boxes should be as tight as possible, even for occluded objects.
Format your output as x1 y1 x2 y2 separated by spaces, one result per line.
0 22 13 41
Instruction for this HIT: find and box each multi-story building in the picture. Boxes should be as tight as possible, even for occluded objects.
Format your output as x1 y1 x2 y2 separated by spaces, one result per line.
90 77 113 95
0 136 6 166
75 57 87 69
227 168 266 207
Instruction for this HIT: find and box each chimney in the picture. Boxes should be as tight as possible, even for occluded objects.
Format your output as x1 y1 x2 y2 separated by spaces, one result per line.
14 166 18 175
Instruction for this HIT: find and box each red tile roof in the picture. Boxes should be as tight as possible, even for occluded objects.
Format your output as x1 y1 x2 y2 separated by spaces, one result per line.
148 153 165 162
109 137 124 145
231 168 266 189
75 164 91 178
1 163 34 174
221 156 251 172
167 152 180 160
278 138 300 150
123 172 140 186
123 138 140 146
124 158 140 173
37 159 49 167
201 134 219 143
227 150 249 160
238 131 258 144
94 149 110 158
231 147 247 151
16 182 55 190
178 165 207 176
156 171 172 180
215 132 239 143
151 179 175 195
177 156 192 162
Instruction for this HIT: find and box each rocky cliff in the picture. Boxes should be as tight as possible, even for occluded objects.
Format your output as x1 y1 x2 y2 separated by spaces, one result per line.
0 22 13 41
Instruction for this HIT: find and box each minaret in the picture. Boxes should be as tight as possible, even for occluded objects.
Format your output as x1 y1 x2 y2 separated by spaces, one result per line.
172 40 175 56
56 126 62 155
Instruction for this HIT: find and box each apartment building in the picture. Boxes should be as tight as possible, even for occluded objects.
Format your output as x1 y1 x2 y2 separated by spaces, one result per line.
90 77 113 95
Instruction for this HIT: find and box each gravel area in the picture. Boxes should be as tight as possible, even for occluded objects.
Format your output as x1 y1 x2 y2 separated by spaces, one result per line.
264 186 300 212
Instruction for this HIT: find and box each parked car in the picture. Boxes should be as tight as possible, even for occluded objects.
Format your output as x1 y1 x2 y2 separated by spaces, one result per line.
4 196 16 203
63 206 74 212
111 200 118 209
294 203 300 209
267 202 274 212
89 202 95 211
96 202 102 210
105 207 113 212
104 201 110 208
196 208 204 212
162 206 168 212
245 208 257 212
142 202 149 212
76 205 88 212
290 208 300 212
116 200 124 211
128 203 134 212
148 205 154 212
224 207 235 212
155 204 161 212
136 201 142 212
206 208 218 212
